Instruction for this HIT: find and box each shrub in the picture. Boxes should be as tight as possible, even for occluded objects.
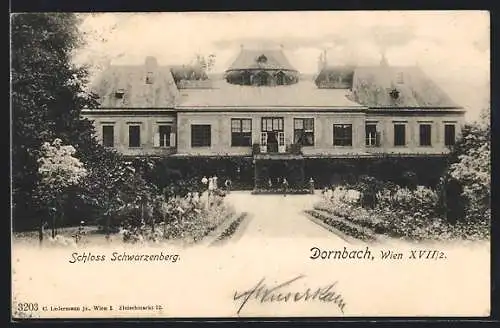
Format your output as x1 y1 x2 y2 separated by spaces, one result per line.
120 193 235 244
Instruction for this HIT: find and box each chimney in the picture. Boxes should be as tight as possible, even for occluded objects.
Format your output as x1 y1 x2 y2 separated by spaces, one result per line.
380 52 388 67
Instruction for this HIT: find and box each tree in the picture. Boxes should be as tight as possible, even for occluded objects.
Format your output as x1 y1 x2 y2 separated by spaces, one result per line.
444 107 491 222
35 139 88 242
11 13 100 231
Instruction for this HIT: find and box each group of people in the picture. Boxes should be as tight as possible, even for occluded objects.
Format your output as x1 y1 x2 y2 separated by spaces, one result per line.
266 177 315 195
201 175 232 194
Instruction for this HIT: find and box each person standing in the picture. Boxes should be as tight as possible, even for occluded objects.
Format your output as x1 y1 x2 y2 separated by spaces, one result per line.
282 177 289 197
208 176 214 195
309 177 315 194
212 174 218 190
225 178 232 194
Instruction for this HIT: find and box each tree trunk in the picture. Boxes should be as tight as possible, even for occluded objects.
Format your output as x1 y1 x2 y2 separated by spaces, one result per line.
51 211 56 238
39 216 44 246
105 214 111 239
163 212 167 238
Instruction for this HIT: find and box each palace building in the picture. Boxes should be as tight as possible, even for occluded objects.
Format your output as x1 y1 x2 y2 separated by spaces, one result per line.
81 46 465 190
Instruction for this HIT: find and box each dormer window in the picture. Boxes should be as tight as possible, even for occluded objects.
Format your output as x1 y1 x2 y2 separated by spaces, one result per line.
256 55 268 64
115 89 125 99
389 88 400 100
396 72 404 84
145 72 154 84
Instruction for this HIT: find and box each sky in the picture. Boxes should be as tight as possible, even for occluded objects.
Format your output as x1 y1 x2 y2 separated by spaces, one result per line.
74 11 490 121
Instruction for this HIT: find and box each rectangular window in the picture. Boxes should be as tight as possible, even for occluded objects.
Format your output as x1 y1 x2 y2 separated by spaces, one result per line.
102 125 114 147
159 125 171 147
128 125 141 148
294 118 314 146
231 119 252 147
444 124 456 147
396 72 404 84
394 124 406 146
262 118 284 132
333 124 352 146
191 124 211 147
365 124 378 146
419 124 432 146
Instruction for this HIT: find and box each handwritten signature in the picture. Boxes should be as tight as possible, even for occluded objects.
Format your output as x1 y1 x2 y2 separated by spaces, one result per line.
233 274 346 315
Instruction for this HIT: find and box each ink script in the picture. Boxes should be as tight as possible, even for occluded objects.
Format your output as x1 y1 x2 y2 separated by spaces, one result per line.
233 274 346 315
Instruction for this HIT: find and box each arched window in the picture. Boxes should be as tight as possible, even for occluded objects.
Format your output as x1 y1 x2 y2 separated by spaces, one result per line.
276 71 285 85
254 71 270 86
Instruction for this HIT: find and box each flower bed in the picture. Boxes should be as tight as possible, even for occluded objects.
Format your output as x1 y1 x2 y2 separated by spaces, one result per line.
251 188 312 195
120 193 237 244
316 185 490 241
212 213 248 244
305 209 375 242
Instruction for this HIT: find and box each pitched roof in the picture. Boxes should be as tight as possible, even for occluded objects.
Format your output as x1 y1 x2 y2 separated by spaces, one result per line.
169 65 208 82
176 79 364 108
226 48 297 71
351 66 459 108
91 65 179 108
315 66 355 88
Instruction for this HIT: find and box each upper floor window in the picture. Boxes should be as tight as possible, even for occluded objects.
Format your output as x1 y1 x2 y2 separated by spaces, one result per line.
102 125 114 147
191 124 211 147
231 119 252 147
444 124 456 147
333 124 352 146
294 118 314 146
419 124 432 146
365 124 379 146
128 125 141 148
394 124 406 146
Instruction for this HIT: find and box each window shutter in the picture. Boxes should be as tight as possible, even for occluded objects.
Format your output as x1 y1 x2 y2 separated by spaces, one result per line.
169 133 176 147
153 132 160 147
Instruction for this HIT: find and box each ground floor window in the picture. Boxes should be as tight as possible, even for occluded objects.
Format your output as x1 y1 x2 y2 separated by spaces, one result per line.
191 124 211 147
365 124 378 146
394 124 406 146
294 118 314 146
231 119 252 146
128 125 141 148
333 124 352 146
444 124 456 146
262 117 284 132
419 124 432 146
102 125 114 147
159 125 171 147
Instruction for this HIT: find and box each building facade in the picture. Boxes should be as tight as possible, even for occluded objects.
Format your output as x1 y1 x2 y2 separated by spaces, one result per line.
82 48 465 189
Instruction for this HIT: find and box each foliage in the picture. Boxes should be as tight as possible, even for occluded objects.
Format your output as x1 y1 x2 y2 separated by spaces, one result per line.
120 193 236 244
446 111 490 222
37 139 88 191
33 138 88 237
11 13 100 230
317 178 488 241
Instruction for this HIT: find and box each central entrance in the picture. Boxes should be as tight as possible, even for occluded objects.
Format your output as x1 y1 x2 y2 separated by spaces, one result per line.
253 158 306 191
261 117 284 153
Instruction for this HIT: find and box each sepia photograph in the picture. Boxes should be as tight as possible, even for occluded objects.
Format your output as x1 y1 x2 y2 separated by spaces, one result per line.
11 11 490 319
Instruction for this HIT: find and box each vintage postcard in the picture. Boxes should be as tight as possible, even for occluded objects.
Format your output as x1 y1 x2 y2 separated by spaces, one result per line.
11 11 491 319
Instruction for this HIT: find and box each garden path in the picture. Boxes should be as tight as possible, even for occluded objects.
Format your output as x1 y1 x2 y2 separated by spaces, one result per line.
224 191 344 240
